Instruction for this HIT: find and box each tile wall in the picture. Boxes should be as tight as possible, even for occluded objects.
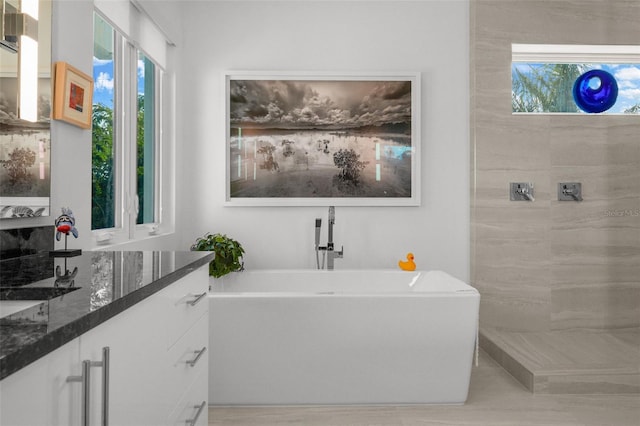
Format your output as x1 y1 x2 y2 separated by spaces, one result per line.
470 0 640 332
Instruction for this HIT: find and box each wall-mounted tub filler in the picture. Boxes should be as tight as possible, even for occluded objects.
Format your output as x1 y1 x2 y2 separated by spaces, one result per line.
315 206 344 270
558 182 583 201
510 182 535 201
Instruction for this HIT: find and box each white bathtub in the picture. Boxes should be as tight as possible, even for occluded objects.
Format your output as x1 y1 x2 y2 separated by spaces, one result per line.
208 270 480 405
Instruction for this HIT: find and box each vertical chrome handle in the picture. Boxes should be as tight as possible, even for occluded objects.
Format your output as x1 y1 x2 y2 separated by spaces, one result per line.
102 347 110 426
189 292 207 306
67 347 110 426
186 401 206 426
186 347 207 367
89 346 110 426
67 360 91 426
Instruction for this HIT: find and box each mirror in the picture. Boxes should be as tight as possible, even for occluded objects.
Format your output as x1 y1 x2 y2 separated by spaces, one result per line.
0 0 52 218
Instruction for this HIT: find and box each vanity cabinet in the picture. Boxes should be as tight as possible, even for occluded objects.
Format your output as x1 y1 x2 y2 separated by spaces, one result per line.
0 339 81 425
78 287 170 426
77 264 209 425
0 265 209 426
166 315 209 426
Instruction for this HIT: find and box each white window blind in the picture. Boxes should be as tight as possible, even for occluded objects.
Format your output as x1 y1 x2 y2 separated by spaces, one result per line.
94 0 167 68
512 44 640 64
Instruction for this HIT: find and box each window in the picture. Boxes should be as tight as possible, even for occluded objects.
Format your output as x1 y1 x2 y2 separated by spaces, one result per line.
511 44 640 114
92 13 116 230
92 11 161 240
136 52 156 225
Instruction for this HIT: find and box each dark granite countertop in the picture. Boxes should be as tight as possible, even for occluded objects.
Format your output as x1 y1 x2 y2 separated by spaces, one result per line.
0 250 214 380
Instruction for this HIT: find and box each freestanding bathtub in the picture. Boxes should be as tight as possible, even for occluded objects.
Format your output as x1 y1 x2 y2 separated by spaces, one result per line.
208 269 479 405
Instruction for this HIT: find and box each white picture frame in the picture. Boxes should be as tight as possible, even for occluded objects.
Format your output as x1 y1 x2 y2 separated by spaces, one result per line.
225 71 421 206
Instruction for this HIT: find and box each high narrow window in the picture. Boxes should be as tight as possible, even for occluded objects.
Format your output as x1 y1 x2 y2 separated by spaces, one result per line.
511 44 640 114
92 13 116 230
136 52 156 225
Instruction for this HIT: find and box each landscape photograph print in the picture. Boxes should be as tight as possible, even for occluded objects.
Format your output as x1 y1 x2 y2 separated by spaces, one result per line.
227 74 419 205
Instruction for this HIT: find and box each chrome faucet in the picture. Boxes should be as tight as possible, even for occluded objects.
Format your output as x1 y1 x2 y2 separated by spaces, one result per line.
326 206 344 270
315 206 344 270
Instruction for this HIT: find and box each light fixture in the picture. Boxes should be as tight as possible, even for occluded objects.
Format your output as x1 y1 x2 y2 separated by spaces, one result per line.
19 0 38 122
2 0 39 122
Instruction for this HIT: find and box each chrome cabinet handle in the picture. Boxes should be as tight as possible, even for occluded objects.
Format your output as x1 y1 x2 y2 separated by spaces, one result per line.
186 401 206 426
101 347 110 426
188 292 207 306
67 360 91 426
186 347 207 367
68 347 109 426
89 346 110 426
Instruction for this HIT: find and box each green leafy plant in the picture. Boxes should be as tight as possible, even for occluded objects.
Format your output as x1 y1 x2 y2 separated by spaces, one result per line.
190 233 245 278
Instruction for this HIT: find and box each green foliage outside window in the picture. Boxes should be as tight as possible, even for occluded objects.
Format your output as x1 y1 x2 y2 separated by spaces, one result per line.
92 95 151 230
512 63 640 114
512 64 584 113
136 93 148 225
92 103 115 230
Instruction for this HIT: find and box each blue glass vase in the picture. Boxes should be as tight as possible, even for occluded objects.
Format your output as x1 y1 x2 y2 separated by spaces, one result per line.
572 70 618 113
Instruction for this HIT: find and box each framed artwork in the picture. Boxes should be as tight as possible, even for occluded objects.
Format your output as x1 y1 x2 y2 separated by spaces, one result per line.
225 72 421 206
53 62 93 129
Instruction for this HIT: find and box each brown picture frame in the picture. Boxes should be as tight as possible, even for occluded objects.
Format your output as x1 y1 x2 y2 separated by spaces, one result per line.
53 62 93 129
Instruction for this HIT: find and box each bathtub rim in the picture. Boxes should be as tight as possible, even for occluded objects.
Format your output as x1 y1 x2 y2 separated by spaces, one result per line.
208 268 479 297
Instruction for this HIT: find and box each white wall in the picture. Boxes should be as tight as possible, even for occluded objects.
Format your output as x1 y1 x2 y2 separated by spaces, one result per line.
2 0 470 281
0 1 92 242
178 1 470 280
49 0 183 252
46 0 93 250
0 0 183 252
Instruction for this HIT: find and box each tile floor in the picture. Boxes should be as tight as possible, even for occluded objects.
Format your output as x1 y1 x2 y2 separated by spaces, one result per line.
209 350 640 425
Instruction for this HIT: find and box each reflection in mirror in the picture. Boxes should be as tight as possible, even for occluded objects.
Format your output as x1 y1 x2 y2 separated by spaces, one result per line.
0 0 51 218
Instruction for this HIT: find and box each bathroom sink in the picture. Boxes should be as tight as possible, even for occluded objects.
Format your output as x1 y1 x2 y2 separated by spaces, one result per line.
0 286 80 301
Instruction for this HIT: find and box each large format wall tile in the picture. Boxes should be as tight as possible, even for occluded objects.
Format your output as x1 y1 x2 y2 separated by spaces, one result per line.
471 0 640 333
551 282 640 330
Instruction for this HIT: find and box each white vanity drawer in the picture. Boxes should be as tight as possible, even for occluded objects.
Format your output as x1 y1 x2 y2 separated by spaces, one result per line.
167 372 208 426
166 312 208 398
161 266 209 348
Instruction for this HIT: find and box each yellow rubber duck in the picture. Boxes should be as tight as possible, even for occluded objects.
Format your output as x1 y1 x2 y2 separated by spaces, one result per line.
398 253 416 271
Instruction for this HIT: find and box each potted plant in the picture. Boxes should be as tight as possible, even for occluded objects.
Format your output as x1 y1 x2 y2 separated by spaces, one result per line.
190 233 245 278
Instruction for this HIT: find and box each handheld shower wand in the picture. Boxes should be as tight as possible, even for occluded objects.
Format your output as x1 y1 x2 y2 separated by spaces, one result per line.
315 218 322 248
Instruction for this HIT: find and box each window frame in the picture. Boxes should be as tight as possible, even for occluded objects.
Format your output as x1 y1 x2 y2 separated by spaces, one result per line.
132 48 163 239
92 11 164 246
511 44 640 115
